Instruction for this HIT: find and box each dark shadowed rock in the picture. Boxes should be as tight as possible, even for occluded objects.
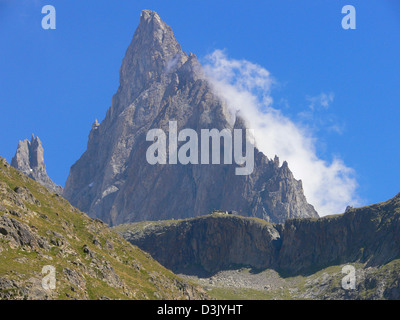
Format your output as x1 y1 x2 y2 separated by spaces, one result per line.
116 215 281 274
277 193 400 274
0 215 41 249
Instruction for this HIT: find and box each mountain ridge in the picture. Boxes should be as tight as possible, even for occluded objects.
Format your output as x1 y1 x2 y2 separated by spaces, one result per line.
115 192 400 276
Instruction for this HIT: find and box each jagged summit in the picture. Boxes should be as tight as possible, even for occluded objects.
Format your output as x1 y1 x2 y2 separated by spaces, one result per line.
11 135 62 194
64 10 317 226
114 10 188 115
140 10 169 31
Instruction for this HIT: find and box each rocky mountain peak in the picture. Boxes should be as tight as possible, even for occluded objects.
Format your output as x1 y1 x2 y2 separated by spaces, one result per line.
135 10 184 61
11 135 62 194
114 10 188 114
140 10 166 29
12 135 44 174
64 10 318 226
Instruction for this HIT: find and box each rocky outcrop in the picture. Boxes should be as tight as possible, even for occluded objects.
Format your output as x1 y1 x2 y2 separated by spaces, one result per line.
116 193 400 276
11 135 62 194
63 10 317 226
116 215 281 274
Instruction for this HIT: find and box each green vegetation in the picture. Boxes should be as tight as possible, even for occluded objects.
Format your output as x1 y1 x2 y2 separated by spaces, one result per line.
207 287 273 300
0 157 206 300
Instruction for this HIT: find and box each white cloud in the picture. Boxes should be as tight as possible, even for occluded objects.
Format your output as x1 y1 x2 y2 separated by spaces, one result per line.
203 50 359 216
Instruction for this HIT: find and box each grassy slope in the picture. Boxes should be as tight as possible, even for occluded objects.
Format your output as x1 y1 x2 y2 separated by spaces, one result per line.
0 157 206 300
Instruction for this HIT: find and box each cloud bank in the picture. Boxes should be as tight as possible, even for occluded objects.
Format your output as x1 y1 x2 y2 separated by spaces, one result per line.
203 50 359 216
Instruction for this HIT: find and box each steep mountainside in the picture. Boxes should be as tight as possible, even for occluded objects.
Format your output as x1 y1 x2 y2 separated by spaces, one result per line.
11 135 62 194
115 195 400 299
0 157 206 300
63 10 317 226
116 194 400 274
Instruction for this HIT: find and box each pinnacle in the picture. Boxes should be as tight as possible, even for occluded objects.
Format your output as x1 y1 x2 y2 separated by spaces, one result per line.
140 10 163 26
136 9 172 42
30 134 41 145
115 10 187 112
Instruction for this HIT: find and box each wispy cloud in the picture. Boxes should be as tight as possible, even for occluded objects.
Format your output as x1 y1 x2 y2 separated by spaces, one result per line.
299 92 345 135
307 92 335 110
203 50 359 216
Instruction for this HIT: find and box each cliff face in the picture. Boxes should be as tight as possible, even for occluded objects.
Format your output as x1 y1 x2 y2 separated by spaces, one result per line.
278 193 400 274
115 193 400 275
11 135 62 194
63 10 317 226
116 215 281 274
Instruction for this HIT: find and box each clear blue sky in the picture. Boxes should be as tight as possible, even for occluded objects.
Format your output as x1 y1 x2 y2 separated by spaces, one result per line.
1 0 399 208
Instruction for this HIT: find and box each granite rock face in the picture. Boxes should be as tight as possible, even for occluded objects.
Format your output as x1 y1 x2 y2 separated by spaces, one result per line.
11 135 62 194
63 10 317 226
